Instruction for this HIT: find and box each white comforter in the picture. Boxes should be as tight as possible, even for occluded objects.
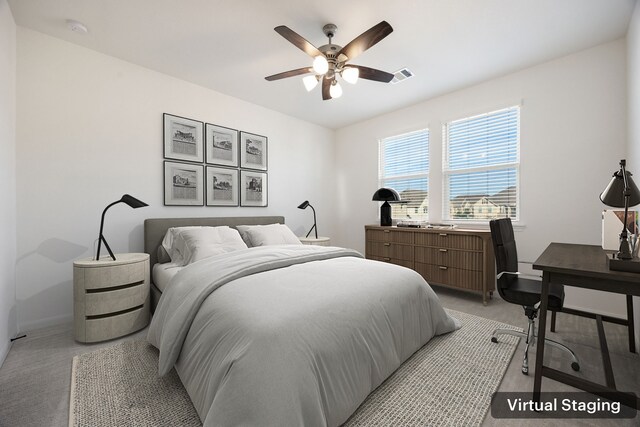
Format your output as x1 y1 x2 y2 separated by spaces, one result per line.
147 245 459 427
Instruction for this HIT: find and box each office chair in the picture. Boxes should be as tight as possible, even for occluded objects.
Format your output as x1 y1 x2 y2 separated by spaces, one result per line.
489 218 580 375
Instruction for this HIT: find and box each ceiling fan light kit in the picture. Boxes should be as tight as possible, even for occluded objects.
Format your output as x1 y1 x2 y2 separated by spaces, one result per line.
266 21 395 100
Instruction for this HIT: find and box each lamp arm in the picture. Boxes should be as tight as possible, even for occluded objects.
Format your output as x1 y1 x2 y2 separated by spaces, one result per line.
618 160 632 259
96 200 121 261
305 204 318 238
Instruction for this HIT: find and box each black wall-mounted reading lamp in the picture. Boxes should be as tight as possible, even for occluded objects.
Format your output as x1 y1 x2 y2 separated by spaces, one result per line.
96 194 148 261
297 200 318 238
600 159 640 267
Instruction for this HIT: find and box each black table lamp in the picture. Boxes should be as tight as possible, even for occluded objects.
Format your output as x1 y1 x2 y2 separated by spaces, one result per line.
96 194 148 261
372 188 400 226
297 200 318 238
600 159 640 261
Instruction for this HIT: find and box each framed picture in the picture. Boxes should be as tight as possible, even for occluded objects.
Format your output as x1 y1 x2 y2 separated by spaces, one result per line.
206 166 239 206
163 113 204 163
240 170 268 207
240 131 268 170
164 161 204 206
206 123 239 167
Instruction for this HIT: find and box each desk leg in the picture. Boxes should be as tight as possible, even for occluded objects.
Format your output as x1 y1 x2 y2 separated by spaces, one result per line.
533 271 550 402
627 295 636 354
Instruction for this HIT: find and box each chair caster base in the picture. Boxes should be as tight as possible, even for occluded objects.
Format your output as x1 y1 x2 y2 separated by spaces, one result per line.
571 362 580 372
522 367 529 375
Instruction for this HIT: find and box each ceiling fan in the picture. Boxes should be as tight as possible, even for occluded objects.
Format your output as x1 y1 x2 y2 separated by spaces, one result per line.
265 21 395 100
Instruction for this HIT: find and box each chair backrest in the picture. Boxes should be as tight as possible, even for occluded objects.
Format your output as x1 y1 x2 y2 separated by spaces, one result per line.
489 218 519 299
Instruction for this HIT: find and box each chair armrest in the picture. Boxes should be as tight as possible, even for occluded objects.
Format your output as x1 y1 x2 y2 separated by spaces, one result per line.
496 271 520 280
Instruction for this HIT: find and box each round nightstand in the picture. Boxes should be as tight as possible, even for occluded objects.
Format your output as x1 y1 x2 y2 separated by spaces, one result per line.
73 253 150 343
298 236 331 246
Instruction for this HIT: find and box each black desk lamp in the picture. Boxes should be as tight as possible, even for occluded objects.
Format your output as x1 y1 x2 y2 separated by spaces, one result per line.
600 159 640 262
297 200 318 238
96 194 148 261
372 188 400 226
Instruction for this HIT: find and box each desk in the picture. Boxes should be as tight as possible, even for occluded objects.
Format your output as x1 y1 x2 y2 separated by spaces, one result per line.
532 243 640 408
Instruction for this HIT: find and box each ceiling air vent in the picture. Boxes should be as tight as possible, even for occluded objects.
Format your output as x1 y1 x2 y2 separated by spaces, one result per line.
391 68 414 84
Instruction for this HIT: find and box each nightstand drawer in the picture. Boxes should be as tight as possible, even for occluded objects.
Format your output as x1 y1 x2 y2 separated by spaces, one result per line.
82 261 146 289
414 247 482 270
82 306 149 343
84 282 148 316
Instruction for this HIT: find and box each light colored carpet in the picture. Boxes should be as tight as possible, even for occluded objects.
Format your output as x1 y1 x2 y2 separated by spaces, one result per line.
69 309 518 427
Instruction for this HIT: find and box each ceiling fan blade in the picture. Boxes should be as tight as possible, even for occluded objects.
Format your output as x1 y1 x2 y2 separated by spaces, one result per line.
322 77 332 100
265 67 313 81
349 65 394 83
338 21 393 61
274 26 323 58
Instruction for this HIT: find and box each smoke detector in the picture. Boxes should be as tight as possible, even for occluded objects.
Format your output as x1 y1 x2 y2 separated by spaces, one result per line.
66 19 88 35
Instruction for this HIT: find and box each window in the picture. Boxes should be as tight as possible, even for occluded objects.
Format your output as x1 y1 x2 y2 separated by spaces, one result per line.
378 129 429 221
443 106 519 221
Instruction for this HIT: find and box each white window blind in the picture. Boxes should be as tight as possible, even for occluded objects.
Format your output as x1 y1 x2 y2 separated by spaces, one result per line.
378 129 429 221
443 106 519 221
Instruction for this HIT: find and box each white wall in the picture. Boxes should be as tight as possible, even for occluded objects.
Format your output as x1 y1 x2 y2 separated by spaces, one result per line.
16 28 335 331
335 40 628 317
627 0 640 351
0 0 17 365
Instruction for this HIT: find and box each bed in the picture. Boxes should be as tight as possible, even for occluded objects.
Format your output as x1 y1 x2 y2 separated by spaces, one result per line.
144 216 459 427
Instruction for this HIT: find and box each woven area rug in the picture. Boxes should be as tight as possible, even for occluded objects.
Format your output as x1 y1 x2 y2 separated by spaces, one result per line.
69 309 518 427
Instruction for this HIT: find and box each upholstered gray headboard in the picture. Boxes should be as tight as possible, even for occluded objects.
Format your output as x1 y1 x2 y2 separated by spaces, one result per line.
144 216 285 268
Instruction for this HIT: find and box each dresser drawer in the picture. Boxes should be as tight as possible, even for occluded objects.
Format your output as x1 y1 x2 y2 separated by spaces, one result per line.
414 262 483 291
81 261 146 290
414 247 482 271
369 255 414 269
83 282 148 316
366 229 414 244
414 232 483 250
366 241 414 261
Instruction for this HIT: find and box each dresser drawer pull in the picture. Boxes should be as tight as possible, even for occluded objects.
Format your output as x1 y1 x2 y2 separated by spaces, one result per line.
383 230 390 233
383 257 391 261
439 233 448 237
439 266 448 270
439 249 448 252
383 243 391 246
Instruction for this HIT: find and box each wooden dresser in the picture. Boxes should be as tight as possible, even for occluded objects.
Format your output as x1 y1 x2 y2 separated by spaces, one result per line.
365 225 496 304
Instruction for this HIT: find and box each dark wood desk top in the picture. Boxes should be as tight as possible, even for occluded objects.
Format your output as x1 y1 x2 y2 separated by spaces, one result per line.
533 243 640 284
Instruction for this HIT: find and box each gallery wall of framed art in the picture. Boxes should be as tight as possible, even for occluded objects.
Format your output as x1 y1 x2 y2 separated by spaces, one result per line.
163 113 268 207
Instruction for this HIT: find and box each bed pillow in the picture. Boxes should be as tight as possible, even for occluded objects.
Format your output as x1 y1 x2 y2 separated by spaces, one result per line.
236 224 302 247
175 226 248 265
161 226 206 265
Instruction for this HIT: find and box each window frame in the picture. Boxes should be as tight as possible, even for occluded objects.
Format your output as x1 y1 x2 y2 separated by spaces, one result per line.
441 106 521 224
378 128 430 222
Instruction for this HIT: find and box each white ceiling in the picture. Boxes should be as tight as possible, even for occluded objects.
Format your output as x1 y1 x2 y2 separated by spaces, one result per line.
8 0 637 129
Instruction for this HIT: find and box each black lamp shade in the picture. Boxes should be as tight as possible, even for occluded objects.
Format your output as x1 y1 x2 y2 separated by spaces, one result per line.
600 171 640 208
297 200 310 210
372 188 401 202
372 188 400 227
121 194 148 209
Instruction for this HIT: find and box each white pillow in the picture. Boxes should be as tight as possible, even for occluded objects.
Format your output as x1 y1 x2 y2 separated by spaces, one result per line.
176 227 248 265
161 226 206 265
161 226 247 265
236 224 302 247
